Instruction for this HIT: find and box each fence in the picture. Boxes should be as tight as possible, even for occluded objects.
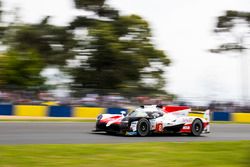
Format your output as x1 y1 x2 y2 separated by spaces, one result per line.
0 104 128 118
0 104 250 122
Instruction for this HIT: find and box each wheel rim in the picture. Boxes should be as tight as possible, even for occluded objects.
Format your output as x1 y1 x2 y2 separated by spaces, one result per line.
140 122 147 132
195 124 200 132
137 119 150 136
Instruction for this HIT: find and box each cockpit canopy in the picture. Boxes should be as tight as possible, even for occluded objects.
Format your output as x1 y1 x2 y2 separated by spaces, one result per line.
128 105 164 118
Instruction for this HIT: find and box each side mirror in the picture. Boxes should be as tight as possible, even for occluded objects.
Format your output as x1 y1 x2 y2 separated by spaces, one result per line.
121 111 127 116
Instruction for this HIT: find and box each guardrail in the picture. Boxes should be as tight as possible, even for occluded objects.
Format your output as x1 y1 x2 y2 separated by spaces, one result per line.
0 104 250 122
0 104 128 119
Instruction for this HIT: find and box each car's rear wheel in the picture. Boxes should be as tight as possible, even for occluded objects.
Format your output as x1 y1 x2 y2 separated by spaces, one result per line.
137 118 150 136
191 119 203 136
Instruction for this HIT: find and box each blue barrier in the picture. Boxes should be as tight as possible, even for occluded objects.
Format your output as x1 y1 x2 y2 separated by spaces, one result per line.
212 111 231 121
0 104 243 122
106 108 128 114
0 104 13 115
48 106 72 117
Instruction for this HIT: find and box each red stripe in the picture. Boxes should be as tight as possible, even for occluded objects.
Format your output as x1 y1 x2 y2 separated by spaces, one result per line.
100 115 122 123
203 122 209 128
163 106 190 113
180 122 209 133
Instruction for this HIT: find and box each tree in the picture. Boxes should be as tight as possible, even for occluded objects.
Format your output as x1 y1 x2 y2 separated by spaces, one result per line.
0 15 76 91
70 9 170 93
74 0 105 10
211 10 250 104
70 1 170 94
211 10 250 52
3 20 76 66
0 0 171 96
0 0 7 41
0 49 45 90
73 0 118 19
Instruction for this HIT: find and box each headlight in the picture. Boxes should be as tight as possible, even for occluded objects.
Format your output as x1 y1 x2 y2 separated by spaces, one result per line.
97 115 103 120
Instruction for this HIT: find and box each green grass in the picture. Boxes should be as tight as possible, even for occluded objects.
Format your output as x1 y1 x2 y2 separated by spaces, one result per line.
0 141 249 167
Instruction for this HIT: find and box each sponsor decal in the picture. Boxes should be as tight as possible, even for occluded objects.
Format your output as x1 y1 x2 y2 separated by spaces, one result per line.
182 117 193 123
180 123 192 133
130 122 137 131
182 125 190 130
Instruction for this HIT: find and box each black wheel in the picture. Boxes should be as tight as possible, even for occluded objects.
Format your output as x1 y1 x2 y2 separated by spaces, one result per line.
137 118 150 136
191 119 203 136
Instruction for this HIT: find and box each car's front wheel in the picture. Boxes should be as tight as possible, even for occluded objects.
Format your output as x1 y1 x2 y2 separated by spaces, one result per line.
137 118 150 136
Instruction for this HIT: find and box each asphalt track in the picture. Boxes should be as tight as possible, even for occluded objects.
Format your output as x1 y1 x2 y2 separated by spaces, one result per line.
0 122 250 144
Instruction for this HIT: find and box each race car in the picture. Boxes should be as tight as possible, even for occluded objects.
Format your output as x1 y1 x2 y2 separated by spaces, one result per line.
95 105 210 136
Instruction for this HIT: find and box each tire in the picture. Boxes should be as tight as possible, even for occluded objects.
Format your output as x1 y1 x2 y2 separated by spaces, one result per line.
191 119 203 136
137 118 150 136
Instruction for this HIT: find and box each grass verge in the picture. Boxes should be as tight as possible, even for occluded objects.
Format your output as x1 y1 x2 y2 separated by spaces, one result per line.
0 141 249 167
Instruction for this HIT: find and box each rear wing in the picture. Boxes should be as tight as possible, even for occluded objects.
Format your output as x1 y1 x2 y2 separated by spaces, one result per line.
162 106 191 117
162 106 210 121
188 110 210 121
163 106 190 113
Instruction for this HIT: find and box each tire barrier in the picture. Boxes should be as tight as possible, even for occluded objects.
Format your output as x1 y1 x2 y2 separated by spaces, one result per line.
48 106 72 117
0 105 128 118
73 107 105 118
212 111 231 121
15 105 47 117
232 113 250 123
0 104 13 115
1 105 250 122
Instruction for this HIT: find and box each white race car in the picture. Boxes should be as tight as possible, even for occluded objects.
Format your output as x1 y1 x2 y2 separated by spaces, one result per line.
95 105 210 136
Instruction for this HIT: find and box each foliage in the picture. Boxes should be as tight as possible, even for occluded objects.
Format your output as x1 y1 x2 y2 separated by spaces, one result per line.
4 21 76 65
73 0 118 19
211 10 250 52
0 0 171 95
0 49 45 89
216 10 250 30
0 14 75 90
74 0 105 10
70 12 170 93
